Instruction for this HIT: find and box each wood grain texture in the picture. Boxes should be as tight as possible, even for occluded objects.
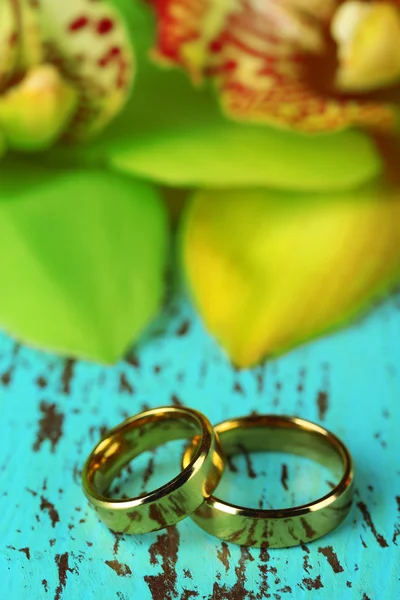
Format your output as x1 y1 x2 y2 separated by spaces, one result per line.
1 293 399 599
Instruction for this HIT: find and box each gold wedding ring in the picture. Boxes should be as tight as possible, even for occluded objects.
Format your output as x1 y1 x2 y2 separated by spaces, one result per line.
183 415 354 548
82 406 224 534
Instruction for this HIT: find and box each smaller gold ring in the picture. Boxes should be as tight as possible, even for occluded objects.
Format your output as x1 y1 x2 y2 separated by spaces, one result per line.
183 415 354 548
82 406 224 534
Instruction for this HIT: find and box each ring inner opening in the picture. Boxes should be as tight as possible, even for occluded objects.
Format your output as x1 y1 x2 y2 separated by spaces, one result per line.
212 421 347 510
87 411 202 495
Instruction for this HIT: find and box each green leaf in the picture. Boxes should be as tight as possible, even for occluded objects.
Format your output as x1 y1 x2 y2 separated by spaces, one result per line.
0 163 168 362
45 1 383 192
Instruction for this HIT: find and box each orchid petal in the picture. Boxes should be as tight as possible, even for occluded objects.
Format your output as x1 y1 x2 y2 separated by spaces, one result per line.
182 185 400 367
0 163 168 363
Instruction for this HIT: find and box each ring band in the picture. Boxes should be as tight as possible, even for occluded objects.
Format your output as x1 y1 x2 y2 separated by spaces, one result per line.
183 415 354 548
82 406 224 534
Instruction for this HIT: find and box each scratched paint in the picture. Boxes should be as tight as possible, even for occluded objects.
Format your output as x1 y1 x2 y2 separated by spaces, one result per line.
1 293 400 599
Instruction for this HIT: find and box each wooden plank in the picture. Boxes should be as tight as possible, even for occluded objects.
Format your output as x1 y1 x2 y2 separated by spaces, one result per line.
1 294 399 599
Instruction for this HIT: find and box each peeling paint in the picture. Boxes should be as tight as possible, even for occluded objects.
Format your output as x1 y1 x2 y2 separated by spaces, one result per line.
33 402 64 453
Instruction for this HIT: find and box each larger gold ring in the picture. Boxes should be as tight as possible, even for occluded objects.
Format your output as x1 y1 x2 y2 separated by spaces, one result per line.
82 406 224 534
183 415 354 548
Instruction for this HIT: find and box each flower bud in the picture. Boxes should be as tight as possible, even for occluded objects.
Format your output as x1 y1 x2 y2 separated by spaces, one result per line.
0 64 78 151
182 186 400 367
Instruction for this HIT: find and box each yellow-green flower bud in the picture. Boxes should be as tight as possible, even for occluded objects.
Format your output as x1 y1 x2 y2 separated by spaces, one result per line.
0 65 78 151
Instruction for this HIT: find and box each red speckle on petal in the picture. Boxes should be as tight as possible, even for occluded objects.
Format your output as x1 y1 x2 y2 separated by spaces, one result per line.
209 40 223 54
97 46 122 68
69 17 89 32
97 18 114 35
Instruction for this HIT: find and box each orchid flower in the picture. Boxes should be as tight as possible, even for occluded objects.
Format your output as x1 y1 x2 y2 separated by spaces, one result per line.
150 0 400 133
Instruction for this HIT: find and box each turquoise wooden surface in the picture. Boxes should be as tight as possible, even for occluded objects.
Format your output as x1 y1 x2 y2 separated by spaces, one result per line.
1 293 399 599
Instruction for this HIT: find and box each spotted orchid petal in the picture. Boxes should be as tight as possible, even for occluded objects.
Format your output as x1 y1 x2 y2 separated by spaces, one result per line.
151 0 398 132
35 0 135 139
152 0 336 73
